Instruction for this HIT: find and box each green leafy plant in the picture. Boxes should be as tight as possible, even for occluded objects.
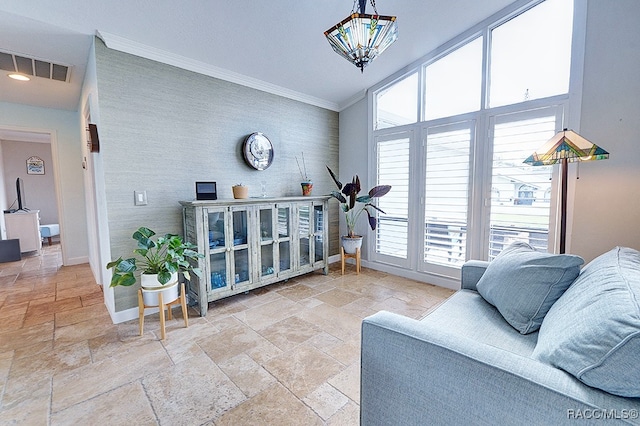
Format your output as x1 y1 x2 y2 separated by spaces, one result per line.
106 226 203 287
327 166 391 237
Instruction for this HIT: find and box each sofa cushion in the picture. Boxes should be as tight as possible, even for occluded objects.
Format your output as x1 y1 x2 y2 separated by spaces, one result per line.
423 290 538 357
533 246 640 397
476 241 584 334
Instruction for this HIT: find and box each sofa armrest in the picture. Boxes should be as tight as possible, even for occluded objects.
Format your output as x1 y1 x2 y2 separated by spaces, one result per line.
361 311 640 426
461 260 489 291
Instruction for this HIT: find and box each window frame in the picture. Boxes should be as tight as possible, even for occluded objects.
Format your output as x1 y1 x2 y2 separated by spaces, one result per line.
366 0 587 287
369 128 416 270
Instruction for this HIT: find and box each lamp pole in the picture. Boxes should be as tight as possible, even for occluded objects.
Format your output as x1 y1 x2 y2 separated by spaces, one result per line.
559 157 568 254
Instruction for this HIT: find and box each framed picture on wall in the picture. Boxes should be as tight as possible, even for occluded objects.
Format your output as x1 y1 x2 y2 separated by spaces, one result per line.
27 156 45 175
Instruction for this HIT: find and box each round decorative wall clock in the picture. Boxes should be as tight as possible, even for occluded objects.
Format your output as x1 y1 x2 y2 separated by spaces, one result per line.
242 132 274 170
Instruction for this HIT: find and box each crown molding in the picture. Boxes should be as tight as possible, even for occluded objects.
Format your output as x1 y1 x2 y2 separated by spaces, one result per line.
96 31 340 112
338 89 367 111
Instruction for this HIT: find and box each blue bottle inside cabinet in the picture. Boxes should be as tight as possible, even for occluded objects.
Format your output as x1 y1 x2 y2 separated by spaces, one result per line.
211 271 226 289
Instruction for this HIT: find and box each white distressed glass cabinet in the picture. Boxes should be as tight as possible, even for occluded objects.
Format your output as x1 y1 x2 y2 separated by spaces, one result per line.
181 196 329 316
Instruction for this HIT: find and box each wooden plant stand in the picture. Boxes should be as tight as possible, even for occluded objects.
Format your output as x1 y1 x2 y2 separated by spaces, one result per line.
138 282 189 340
341 246 361 275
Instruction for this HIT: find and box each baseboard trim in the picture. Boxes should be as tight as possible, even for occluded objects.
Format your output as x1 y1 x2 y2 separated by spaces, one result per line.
63 255 90 266
360 260 461 290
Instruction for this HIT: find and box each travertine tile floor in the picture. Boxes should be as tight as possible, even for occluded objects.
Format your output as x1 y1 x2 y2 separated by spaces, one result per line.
0 244 454 425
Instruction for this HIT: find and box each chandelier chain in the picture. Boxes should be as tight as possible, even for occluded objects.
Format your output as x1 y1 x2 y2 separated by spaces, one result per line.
370 0 379 14
352 0 380 14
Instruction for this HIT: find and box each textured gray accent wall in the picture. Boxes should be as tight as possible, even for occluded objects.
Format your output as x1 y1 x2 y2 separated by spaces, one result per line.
94 39 339 311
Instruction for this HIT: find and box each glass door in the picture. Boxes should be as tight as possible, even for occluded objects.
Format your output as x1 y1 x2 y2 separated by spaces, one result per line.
297 203 311 270
276 204 292 274
230 206 251 289
312 203 325 264
258 205 275 280
205 208 229 293
370 131 413 269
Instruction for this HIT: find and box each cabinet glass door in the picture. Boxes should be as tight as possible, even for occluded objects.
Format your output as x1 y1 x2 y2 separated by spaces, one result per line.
259 206 275 279
298 204 311 268
206 209 228 292
313 204 325 263
231 208 250 287
277 205 292 273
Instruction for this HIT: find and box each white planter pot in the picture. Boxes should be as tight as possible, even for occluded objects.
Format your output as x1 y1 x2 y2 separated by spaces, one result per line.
140 272 178 289
141 280 180 306
341 236 363 254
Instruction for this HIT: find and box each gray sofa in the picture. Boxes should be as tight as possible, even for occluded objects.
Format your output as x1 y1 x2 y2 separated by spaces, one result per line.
361 246 640 425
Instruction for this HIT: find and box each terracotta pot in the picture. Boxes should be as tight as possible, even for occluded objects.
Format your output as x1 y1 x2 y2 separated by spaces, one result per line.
341 235 363 254
232 185 249 199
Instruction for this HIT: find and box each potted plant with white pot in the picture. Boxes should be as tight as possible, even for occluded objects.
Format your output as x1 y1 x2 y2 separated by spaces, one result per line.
106 226 203 305
327 166 391 254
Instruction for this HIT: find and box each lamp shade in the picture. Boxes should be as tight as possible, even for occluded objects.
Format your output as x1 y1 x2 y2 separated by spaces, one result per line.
523 129 609 166
523 129 609 254
324 1 398 72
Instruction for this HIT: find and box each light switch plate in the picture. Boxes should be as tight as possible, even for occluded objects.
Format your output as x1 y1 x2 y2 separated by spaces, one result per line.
134 190 148 206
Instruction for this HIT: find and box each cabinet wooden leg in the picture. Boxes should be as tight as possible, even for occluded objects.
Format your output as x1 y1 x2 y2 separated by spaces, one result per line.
341 247 346 275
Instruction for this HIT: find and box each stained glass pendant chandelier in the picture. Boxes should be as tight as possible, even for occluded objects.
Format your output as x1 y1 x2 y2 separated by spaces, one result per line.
324 0 398 72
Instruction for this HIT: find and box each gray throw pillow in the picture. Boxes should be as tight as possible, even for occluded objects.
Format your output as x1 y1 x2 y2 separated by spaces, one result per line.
533 246 640 397
476 241 584 334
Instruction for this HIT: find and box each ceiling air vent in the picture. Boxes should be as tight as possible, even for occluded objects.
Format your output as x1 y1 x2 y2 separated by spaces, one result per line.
0 50 71 82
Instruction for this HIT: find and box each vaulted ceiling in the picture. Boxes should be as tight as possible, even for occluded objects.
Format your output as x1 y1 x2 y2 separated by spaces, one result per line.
0 0 516 113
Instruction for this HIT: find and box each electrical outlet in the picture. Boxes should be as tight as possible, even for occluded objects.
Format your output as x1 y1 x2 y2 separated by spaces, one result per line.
134 190 148 206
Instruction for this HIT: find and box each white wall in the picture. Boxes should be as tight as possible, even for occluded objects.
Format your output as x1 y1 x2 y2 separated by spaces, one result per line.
1 140 58 224
0 102 89 265
569 0 640 262
338 97 370 256
80 39 113 313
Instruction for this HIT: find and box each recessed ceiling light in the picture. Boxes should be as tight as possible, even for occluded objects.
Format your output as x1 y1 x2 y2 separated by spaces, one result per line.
8 73 30 81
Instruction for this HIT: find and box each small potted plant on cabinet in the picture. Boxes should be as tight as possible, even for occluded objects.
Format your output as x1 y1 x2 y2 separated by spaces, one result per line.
106 226 204 305
296 152 313 196
232 183 249 199
327 166 391 254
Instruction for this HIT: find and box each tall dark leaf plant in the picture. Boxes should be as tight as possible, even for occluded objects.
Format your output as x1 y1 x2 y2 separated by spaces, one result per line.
327 166 392 237
106 227 203 287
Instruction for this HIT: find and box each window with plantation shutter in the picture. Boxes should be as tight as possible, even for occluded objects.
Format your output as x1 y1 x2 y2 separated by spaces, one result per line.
488 111 556 259
422 123 472 268
375 136 410 260
367 0 582 284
